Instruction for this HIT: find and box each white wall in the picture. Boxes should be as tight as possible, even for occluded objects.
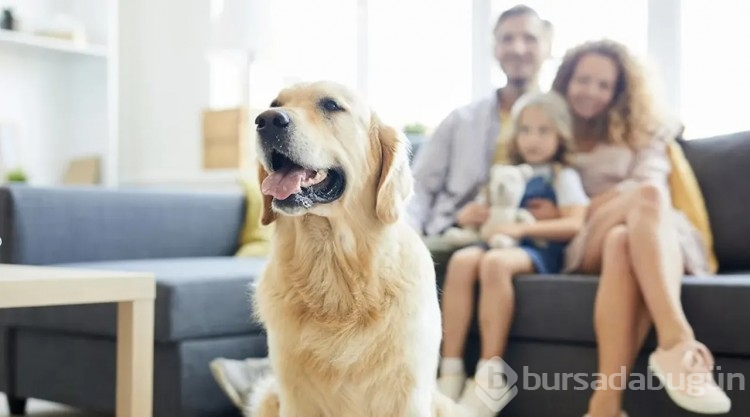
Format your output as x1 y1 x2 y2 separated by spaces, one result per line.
117 0 211 186
62 57 108 178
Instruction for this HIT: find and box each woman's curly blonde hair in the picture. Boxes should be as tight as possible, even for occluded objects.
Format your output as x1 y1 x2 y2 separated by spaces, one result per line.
507 91 574 166
551 39 664 148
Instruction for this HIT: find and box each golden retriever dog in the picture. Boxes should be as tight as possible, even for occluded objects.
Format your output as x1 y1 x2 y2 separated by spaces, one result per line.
247 81 472 417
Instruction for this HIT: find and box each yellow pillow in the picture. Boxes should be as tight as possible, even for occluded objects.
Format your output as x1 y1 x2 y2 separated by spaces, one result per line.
667 140 718 274
235 174 274 257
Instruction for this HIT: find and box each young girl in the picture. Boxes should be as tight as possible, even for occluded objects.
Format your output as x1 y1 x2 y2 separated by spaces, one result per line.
437 91 589 415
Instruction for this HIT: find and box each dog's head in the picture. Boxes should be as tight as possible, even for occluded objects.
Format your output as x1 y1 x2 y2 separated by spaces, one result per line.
256 81 412 225
488 164 534 207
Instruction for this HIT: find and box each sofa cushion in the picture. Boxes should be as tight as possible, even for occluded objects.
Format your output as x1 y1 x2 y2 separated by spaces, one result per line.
680 131 750 272
1 257 268 342
463 274 750 357
0 186 246 265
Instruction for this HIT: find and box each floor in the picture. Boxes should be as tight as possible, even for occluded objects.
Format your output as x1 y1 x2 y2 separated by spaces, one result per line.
0 393 105 417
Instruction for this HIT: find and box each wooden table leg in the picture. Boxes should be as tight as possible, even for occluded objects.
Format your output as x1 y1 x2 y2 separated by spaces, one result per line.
116 299 155 417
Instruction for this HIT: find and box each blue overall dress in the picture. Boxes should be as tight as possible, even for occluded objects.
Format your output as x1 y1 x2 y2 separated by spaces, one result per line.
468 173 566 274
516 175 567 274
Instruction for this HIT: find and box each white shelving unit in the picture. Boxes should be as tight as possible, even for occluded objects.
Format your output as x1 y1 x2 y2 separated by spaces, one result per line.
0 28 107 57
0 0 118 186
2 0 234 189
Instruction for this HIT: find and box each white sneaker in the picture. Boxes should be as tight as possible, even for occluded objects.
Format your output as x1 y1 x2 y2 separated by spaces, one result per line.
458 377 511 417
209 357 272 408
437 372 467 401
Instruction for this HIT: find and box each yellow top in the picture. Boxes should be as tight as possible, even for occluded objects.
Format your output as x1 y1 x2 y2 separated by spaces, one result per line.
493 110 513 164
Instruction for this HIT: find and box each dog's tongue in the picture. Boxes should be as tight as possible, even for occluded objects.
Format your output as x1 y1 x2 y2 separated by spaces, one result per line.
261 167 312 200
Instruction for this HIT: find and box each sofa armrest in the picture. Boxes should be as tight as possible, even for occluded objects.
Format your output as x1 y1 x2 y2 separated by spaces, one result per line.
0 185 246 265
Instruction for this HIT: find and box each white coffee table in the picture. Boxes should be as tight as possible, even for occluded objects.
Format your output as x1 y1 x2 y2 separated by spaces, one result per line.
0 264 156 417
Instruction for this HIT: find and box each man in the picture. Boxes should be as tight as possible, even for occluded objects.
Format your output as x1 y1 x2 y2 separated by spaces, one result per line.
210 4 553 409
408 5 552 240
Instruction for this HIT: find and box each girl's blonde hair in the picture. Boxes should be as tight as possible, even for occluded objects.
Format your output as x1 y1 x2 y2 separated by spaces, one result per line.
507 91 574 165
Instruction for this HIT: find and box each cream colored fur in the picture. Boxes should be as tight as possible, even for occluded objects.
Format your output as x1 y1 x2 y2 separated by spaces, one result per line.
248 81 473 417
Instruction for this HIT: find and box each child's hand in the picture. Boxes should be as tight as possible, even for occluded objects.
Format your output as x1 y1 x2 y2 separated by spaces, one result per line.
481 223 526 241
526 198 560 220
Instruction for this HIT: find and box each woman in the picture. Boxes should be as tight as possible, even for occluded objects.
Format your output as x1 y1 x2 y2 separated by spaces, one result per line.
547 40 731 417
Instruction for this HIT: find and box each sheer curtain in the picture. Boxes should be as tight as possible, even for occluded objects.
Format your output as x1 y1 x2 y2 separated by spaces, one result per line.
366 0 473 129
680 0 750 138
489 0 648 91
209 0 750 139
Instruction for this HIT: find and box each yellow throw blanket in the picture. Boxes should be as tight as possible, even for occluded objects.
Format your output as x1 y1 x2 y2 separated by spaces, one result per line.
235 175 274 257
667 140 718 274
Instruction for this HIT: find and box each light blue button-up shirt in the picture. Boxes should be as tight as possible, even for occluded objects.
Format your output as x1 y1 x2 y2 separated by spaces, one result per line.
407 92 507 236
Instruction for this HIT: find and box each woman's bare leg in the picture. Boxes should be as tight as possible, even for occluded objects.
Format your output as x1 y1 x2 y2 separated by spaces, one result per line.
585 225 651 417
578 184 693 348
625 184 694 348
578 191 639 272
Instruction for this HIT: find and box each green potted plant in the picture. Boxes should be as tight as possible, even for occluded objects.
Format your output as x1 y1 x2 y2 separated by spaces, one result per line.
6 168 28 183
403 122 426 136
403 122 428 163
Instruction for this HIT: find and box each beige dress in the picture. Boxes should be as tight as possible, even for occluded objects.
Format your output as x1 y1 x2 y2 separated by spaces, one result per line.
563 131 710 275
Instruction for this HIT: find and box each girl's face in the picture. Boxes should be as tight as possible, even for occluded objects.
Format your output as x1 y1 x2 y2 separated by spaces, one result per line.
566 52 618 120
516 106 561 164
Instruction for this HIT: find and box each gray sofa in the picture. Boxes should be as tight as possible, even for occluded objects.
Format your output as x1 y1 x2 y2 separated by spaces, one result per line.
0 188 269 416
431 130 750 416
0 130 749 417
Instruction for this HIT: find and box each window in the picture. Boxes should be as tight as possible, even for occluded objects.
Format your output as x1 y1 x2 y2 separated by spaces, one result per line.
210 0 475 130
255 0 359 103
209 0 359 110
680 0 750 138
212 0 673 133
489 0 648 91
366 0 473 129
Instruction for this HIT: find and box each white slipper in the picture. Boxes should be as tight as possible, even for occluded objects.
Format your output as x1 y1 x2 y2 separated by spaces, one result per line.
209 357 272 408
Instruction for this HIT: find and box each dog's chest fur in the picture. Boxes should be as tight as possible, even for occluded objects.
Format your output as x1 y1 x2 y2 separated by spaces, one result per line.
254 218 439 416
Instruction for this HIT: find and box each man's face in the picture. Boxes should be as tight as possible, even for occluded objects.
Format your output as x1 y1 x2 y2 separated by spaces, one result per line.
494 14 548 84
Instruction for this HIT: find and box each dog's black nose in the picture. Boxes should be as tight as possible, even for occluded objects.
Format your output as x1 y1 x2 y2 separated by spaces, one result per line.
255 109 291 132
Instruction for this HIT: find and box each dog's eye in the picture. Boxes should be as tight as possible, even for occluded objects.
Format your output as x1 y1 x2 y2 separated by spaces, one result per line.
320 98 344 112
270 100 281 108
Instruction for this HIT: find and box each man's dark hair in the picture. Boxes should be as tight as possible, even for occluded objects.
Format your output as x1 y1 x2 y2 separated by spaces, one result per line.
493 4 545 34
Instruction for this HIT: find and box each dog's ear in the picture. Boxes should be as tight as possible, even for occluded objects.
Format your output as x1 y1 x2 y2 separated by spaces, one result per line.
372 114 413 224
257 164 277 226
